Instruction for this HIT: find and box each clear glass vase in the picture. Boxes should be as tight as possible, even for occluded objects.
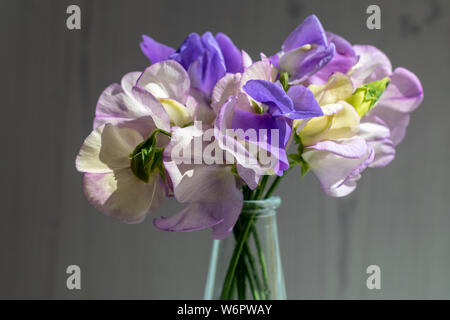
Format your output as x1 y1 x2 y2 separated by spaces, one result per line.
204 196 286 300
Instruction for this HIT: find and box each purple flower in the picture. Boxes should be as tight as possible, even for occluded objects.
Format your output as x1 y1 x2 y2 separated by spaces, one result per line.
271 15 336 84
309 32 359 85
218 80 322 177
243 79 323 119
140 32 243 97
211 58 323 185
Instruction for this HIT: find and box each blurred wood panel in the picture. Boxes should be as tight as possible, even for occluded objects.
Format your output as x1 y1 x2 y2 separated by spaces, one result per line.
0 0 449 299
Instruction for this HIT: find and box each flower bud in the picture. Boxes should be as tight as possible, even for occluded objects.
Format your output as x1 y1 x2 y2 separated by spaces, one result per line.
129 129 170 183
346 77 390 118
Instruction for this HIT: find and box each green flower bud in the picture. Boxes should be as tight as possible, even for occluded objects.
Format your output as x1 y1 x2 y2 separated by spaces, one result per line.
129 129 170 183
279 71 290 92
346 77 390 118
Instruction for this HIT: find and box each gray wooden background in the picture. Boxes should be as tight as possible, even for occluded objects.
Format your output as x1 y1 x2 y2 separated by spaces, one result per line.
1 0 448 299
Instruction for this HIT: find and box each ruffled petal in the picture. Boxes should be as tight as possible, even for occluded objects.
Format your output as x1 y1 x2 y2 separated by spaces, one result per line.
210 187 243 239
231 109 289 150
94 83 151 128
231 109 290 175
215 32 243 73
183 32 227 97
154 165 243 239
308 72 354 105
280 44 335 84
286 85 323 118
309 32 358 85
211 73 242 114
242 50 253 69
307 137 368 159
368 103 411 146
350 45 392 87
282 15 328 52
140 35 175 64
120 72 141 97
359 118 395 168
237 164 260 190
300 101 359 146
214 97 263 175
375 67 424 113
321 103 345 116
131 86 171 131
303 138 374 197
153 202 224 233
173 166 237 203
241 59 274 85
169 33 204 69
136 60 191 103
368 67 423 145
76 124 143 173
83 169 166 223
242 80 295 118
187 88 216 124
163 124 205 166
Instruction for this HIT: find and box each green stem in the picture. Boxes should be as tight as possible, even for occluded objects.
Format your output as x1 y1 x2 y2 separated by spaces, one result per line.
243 261 260 300
251 227 270 298
220 215 255 299
237 261 246 299
264 176 282 199
232 218 264 299
252 175 269 200
264 167 293 199
243 242 265 299
222 166 290 300
230 275 237 299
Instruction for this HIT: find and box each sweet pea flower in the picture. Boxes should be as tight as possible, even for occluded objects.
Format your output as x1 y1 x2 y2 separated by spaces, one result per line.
293 73 374 196
154 125 243 240
212 58 323 188
271 15 335 84
79 60 216 222
299 44 423 197
91 57 241 237
349 45 424 146
295 73 359 146
94 60 202 132
76 122 168 223
141 32 244 97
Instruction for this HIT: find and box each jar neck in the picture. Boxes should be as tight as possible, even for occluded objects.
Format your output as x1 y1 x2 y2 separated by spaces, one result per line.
241 196 281 218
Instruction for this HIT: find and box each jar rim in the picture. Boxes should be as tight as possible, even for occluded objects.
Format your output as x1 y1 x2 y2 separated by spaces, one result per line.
241 196 281 216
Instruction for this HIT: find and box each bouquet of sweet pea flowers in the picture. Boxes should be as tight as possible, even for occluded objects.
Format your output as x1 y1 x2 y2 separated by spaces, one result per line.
76 15 423 299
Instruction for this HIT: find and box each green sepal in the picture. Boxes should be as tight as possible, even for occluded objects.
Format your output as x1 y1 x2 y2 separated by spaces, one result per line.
288 131 310 178
279 72 290 92
129 129 171 183
346 77 390 118
231 165 239 177
151 147 167 183
251 99 264 114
